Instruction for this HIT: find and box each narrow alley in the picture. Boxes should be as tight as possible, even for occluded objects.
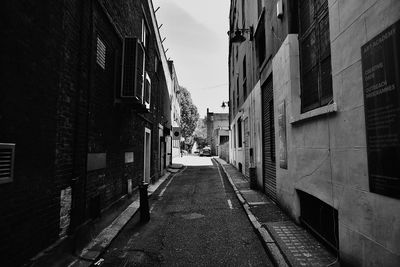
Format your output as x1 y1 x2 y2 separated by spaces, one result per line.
97 156 273 266
1 0 400 266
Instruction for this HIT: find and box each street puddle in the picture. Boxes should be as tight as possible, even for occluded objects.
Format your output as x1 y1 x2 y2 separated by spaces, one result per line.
181 213 205 220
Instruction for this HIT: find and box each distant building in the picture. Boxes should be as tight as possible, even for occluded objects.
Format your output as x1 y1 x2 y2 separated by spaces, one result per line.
206 109 229 156
0 0 178 265
229 0 400 265
168 60 182 160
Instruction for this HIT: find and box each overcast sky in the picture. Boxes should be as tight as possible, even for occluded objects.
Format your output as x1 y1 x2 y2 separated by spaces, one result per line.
153 0 230 118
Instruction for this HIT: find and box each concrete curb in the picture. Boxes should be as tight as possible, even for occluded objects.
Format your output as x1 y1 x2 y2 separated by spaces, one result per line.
214 158 289 267
70 167 185 267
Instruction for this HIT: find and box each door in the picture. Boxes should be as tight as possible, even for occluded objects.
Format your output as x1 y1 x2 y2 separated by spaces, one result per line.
165 135 172 166
144 128 151 183
262 76 277 201
160 137 165 172
244 118 250 178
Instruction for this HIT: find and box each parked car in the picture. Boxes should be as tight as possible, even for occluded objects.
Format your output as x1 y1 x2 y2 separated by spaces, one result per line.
200 147 211 157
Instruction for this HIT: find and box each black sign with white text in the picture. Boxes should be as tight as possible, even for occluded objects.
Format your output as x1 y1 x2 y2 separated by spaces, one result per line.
361 20 400 199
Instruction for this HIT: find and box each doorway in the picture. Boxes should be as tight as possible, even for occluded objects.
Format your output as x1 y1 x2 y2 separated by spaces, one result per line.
144 128 151 183
262 76 276 201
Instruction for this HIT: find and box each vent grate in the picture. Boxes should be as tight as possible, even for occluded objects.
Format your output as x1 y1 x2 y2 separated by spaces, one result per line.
96 36 107 69
0 143 15 184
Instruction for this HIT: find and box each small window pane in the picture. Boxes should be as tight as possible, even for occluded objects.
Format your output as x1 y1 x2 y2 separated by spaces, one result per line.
319 13 331 59
300 0 314 33
302 67 320 111
320 56 333 105
301 30 318 72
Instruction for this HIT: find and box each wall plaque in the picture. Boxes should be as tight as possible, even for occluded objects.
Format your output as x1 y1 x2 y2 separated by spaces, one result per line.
278 100 288 169
361 20 400 199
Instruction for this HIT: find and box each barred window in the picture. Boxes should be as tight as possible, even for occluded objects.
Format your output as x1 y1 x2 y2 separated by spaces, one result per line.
299 0 332 113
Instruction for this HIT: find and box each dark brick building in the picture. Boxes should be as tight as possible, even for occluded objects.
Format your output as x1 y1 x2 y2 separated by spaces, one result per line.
0 0 173 265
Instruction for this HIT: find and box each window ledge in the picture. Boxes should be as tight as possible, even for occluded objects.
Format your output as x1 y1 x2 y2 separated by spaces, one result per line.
290 102 337 124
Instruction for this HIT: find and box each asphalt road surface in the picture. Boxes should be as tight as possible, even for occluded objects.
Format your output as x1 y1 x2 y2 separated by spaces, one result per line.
98 156 273 266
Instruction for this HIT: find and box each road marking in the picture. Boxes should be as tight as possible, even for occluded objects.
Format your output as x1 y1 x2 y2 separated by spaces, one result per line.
67 260 78 267
216 164 226 190
248 201 270 205
227 199 233 209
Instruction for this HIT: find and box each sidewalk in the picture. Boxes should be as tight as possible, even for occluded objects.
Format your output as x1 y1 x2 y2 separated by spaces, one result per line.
28 165 183 267
214 157 339 267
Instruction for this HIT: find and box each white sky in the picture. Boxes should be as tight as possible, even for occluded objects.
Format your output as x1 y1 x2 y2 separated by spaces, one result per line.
153 0 231 117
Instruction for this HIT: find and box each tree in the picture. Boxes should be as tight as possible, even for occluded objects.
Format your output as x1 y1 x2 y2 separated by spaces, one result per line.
177 86 199 138
193 118 207 148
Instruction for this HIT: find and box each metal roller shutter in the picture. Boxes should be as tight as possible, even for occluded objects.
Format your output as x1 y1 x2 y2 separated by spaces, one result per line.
262 76 276 201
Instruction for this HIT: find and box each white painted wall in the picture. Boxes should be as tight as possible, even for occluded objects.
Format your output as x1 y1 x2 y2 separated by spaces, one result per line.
229 82 263 186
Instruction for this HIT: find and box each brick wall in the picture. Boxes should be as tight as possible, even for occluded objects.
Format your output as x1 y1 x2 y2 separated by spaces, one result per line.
0 1 65 265
0 0 172 265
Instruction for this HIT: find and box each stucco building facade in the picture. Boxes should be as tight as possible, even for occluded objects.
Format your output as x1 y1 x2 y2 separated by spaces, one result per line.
206 109 229 156
228 0 400 265
168 61 182 160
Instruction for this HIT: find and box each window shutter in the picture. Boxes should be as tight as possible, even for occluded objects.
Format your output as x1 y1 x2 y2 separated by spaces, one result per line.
0 143 15 184
135 41 145 101
121 37 137 97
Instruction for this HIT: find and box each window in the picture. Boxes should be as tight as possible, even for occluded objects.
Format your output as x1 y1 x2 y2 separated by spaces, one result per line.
233 90 236 113
257 0 263 17
299 0 333 113
121 38 145 101
144 72 151 109
255 15 266 68
242 56 247 98
141 19 149 49
241 0 246 27
236 77 240 107
233 125 236 148
238 118 242 148
0 143 15 184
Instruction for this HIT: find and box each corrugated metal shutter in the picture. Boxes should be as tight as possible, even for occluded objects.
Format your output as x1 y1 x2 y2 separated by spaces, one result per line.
262 77 276 201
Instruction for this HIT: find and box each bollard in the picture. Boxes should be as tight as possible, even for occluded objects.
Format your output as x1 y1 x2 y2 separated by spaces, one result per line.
139 182 150 222
249 167 257 190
